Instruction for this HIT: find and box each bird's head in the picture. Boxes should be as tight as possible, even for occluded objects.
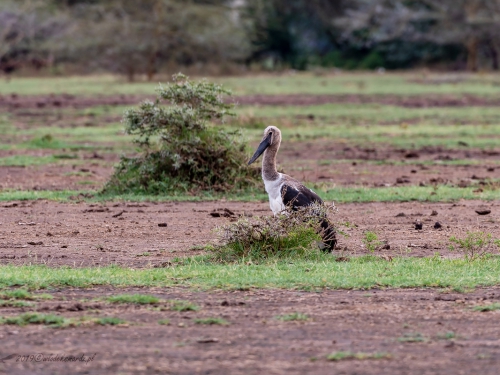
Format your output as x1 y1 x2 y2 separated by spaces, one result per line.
247 126 281 165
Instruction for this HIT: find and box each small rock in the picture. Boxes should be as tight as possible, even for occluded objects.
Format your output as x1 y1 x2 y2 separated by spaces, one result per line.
431 210 438 216
415 221 423 230
158 223 168 227
475 209 491 216
396 176 411 184
27 241 43 246
395 212 406 217
196 338 219 344
380 241 390 250
405 152 420 159
434 222 442 229
487 167 495 172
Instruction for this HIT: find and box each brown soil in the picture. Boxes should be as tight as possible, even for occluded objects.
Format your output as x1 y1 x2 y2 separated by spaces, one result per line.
235 93 500 108
1 286 500 374
0 93 148 110
2 141 499 191
3 93 500 110
1 199 498 267
2 92 500 375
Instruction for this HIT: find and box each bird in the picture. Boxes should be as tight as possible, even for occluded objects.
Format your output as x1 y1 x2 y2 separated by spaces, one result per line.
247 125 336 251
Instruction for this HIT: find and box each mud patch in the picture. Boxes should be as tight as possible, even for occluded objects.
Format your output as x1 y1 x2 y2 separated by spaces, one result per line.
1 286 500 374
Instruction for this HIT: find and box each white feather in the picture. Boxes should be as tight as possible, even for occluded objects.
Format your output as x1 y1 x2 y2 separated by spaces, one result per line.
263 173 286 215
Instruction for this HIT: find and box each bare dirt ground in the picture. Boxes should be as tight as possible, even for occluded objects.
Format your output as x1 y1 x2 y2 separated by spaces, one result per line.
1 286 500 375
3 93 500 109
2 92 500 374
2 142 499 191
0 199 498 267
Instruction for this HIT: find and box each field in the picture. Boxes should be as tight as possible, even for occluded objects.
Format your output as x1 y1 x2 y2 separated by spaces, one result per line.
1 71 500 374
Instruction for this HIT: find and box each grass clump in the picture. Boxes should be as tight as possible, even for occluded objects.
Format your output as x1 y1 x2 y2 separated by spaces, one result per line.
449 231 500 261
363 231 382 252
326 351 391 361
158 319 170 325
212 204 334 263
96 317 126 325
194 317 229 325
27 134 66 149
0 289 32 300
169 300 200 312
473 303 500 312
436 331 456 340
0 300 33 307
0 313 67 327
398 332 426 343
107 294 160 305
275 312 309 321
103 73 259 195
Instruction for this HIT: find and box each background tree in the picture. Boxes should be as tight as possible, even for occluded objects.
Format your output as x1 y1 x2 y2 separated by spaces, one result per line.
0 0 68 76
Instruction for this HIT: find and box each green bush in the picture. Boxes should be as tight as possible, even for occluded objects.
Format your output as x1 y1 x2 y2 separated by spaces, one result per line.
212 203 334 263
103 73 259 194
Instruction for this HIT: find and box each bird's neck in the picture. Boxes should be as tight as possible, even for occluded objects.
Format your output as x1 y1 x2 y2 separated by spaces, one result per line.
262 145 280 181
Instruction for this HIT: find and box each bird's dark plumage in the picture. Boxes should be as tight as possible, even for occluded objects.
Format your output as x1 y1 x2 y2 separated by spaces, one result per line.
281 184 337 251
248 125 337 252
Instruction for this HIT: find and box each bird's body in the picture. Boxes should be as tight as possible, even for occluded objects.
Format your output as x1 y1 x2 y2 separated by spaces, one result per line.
264 173 323 215
248 126 336 251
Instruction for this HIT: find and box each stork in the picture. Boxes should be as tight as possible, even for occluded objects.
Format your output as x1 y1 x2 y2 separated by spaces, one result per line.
248 126 336 251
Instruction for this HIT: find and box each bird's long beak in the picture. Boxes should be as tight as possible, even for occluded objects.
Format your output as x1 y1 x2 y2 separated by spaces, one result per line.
248 133 272 165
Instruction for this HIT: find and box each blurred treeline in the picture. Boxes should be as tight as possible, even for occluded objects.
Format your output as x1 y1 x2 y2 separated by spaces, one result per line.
1 0 500 80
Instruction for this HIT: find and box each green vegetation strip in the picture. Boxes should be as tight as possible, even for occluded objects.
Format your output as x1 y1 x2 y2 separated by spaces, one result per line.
0 185 497 203
2 256 500 290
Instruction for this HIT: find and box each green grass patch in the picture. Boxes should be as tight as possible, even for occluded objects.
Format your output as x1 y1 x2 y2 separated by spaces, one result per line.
398 332 427 342
436 331 456 340
275 312 309 321
472 303 500 312
158 319 170 325
0 289 32 300
0 155 59 167
106 294 160 305
0 312 67 327
0 300 33 307
169 300 200 312
25 134 68 149
326 351 391 361
0 190 93 202
95 316 126 325
3 256 500 290
194 317 229 325
2 184 498 203
4 73 500 96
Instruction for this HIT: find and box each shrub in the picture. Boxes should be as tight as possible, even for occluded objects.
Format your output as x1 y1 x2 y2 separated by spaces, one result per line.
449 231 500 261
363 231 382 252
212 203 335 263
103 73 259 194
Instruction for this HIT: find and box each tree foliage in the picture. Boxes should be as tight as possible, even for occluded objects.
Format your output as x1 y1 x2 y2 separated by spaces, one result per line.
2 0 500 74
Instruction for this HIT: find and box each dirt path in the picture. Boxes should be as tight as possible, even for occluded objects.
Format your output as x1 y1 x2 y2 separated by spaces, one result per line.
1 200 498 267
1 286 500 374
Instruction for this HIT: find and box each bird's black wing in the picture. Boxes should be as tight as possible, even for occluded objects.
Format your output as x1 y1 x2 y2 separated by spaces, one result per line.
281 184 323 211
